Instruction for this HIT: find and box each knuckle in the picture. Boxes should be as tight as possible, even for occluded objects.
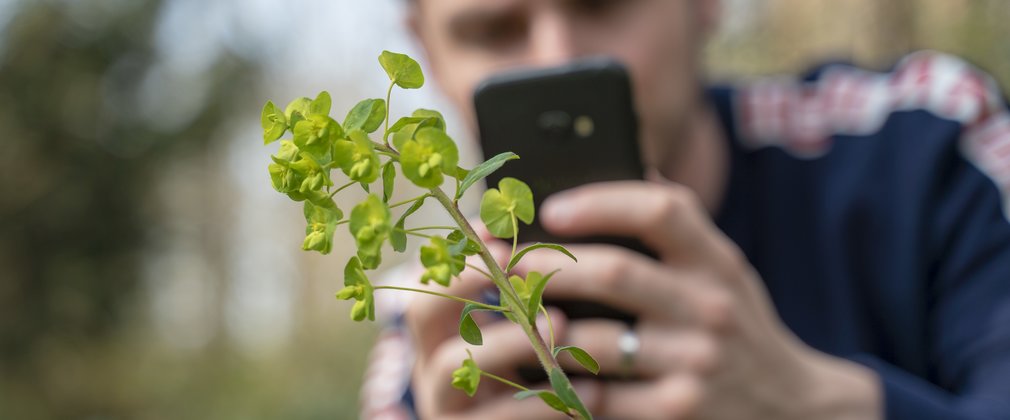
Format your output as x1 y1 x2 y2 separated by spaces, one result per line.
712 241 749 277
652 189 689 223
596 251 632 292
689 333 722 375
655 387 685 415
699 289 736 331
656 376 702 416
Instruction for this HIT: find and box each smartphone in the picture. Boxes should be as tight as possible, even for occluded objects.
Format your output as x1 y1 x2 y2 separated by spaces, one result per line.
474 57 652 325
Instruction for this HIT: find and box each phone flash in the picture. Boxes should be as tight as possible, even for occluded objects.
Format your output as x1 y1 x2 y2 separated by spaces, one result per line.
574 115 594 138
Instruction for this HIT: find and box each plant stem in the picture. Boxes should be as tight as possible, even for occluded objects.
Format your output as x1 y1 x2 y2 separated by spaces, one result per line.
397 229 431 239
541 305 555 350
404 226 456 232
465 263 493 280
383 81 394 148
329 181 357 199
510 212 518 266
481 370 529 392
373 286 506 312
428 187 577 414
390 193 429 209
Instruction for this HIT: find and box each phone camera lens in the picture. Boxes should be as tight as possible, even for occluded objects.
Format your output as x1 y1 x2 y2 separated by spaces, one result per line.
538 110 572 139
574 115 594 138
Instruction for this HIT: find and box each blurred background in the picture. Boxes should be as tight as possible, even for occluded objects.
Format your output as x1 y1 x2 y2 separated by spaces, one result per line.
0 0 1007 418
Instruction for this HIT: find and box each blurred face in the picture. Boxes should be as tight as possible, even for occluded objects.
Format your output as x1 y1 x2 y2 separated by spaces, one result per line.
410 0 716 167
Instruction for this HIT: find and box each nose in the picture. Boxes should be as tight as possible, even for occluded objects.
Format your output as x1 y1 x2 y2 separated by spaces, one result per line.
528 8 578 66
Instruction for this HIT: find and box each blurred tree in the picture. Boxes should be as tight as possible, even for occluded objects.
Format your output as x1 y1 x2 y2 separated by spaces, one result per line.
0 0 254 415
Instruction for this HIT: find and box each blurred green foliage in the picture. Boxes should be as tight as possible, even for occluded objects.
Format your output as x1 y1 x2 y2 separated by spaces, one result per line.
0 1 374 419
706 0 1010 91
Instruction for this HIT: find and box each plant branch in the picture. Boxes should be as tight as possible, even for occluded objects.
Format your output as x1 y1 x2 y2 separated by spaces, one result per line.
373 286 507 312
390 193 429 209
396 229 432 239
510 212 518 267
541 305 556 350
329 181 357 199
383 81 395 148
481 370 529 392
404 225 456 232
428 187 570 409
465 263 493 280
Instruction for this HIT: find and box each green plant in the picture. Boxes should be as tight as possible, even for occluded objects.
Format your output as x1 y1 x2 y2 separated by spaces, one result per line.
260 51 597 419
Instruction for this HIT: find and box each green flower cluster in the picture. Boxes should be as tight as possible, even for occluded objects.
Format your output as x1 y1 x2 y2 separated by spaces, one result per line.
335 257 375 322
451 351 481 397
260 50 469 317
419 236 466 287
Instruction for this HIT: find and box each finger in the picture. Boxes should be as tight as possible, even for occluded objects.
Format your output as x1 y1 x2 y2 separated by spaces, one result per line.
560 320 718 377
515 244 732 327
541 181 727 263
594 375 702 420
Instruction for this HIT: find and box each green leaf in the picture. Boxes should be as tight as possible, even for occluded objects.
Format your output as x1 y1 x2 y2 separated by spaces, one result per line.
400 127 460 189
388 110 445 150
456 152 519 199
390 196 426 253
553 346 600 375
334 130 381 183
309 91 332 116
381 161 395 203
510 275 529 301
507 243 577 272
293 114 342 161
549 369 592 420
451 351 481 397
336 257 375 322
525 270 558 324
268 141 303 194
419 236 465 287
349 194 391 269
301 198 342 255
261 100 287 144
411 108 445 130
447 230 480 256
513 390 570 414
285 97 312 127
390 122 420 151
388 116 426 136
480 177 534 238
379 50 424 89
344 98 387 133
459 303 484 346
269 149 333 201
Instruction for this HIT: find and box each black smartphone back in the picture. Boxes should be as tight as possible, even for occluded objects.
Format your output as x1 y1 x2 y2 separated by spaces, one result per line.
474 58 651 324
475 57 642 244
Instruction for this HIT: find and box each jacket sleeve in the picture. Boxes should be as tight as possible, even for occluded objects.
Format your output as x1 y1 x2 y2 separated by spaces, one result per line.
360 323 417 420
854 113 1010 420
360 263 422 420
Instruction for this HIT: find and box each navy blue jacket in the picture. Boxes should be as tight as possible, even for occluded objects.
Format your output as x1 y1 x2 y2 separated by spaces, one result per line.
716 51 1010 419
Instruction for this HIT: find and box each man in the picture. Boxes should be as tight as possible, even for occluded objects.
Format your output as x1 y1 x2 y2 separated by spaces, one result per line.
361 0 1010 419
